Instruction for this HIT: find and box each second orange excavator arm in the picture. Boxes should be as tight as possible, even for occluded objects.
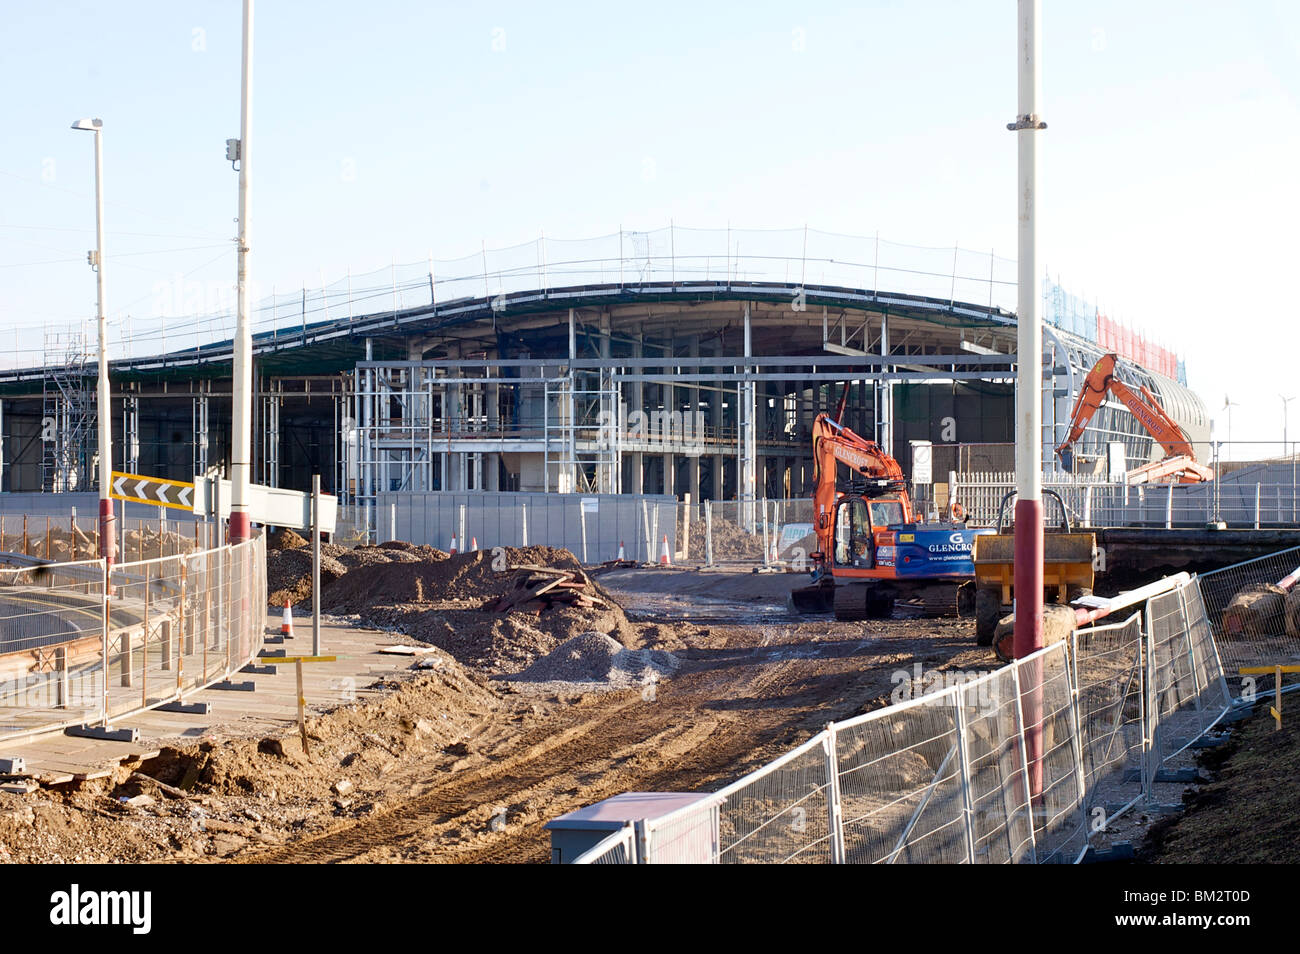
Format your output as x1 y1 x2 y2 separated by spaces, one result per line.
1056 352 1199 470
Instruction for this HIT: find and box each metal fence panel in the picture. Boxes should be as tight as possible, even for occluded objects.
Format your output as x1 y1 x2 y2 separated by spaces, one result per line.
1071 613 1145 829
1016 643 1088 864
834 692 969 864
0 534 266 743
713 733 834 864
956 666 1036 863
1196 547 1300 696
375 491 676 563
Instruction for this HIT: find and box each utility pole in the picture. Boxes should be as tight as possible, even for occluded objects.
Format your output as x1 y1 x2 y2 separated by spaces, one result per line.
71 117 114 573
1010 0 1046 659
230 0 254 543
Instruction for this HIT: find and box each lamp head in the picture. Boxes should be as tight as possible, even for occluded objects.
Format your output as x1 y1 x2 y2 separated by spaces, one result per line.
70 118 103 131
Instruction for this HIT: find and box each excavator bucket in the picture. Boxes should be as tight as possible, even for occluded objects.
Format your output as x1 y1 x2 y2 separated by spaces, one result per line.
788 579 835 614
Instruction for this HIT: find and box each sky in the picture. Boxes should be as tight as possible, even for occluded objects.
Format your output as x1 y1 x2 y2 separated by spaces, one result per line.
2 0 1297 454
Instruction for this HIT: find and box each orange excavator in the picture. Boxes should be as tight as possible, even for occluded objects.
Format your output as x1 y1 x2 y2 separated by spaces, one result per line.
1056 353 1213 484
789 387 993 619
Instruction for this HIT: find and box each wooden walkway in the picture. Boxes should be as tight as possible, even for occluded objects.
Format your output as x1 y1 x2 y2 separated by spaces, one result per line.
0 617 421 784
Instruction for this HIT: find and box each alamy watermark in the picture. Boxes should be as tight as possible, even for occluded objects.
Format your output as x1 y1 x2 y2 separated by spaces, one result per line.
595 402 707 454
890 663 1001 716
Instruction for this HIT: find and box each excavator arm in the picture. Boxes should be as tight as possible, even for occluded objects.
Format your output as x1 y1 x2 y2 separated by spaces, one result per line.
1056 353 1211 483
811 413 911 558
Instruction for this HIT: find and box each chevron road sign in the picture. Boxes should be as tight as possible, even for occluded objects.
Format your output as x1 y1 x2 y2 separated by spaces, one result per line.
110 471 195 512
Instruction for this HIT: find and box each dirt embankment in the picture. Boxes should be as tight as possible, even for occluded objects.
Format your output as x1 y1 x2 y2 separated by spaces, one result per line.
0 660 502 864
1141 710 1300 863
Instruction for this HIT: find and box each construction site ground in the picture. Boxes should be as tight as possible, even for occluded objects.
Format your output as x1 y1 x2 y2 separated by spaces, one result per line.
1140 707 1300 863
0 549 1015 864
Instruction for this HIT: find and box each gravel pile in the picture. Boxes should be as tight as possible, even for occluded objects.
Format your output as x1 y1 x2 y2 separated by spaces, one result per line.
506 630 678 688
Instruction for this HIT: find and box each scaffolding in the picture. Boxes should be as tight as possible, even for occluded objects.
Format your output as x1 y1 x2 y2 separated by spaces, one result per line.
41 330 94 493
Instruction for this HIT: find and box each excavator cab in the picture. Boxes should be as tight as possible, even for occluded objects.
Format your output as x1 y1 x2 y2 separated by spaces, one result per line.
832 496 905 569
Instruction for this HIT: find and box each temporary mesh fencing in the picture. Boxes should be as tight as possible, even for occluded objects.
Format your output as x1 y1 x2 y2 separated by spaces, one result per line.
1195 546 1300 697
571 826 637 865
580 568 1246 864
0 534 267 742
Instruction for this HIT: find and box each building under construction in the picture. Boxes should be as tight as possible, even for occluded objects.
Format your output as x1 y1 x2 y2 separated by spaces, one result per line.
0 228 1207 529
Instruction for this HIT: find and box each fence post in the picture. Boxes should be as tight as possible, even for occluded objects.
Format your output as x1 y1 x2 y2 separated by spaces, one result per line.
635 819 649 865
953 700 978 864
56 647 68 710
1140 600 1157 803
1254 484 1261 530
1083 485 1092 527
1165 481 1174 529
641 499 651 562
520 501 528 547
1009 663 1038 863
705 500 714 567
822 724 845 864
761 498 770 568
100 559 110 727
681 494 691 563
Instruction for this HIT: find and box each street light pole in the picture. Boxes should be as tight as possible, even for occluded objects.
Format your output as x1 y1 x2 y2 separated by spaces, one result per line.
1010 0 1046 659
230 0 254 543
72 117 114 573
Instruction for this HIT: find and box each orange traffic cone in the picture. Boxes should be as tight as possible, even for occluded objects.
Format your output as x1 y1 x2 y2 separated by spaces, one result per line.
281 601 295 639
449 534 458 555
617 540 626 561
659 534 671 566
470 536 478 552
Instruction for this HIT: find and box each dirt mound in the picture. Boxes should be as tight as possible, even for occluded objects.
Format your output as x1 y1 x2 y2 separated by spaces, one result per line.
344 586 638 674
686 517 764 562
507 630 678 686
322 546 579 615
269 528 308 550
267 548 348 607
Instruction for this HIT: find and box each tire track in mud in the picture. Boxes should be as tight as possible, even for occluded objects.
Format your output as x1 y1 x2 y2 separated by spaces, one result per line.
241 690 719 864
237 615 960 864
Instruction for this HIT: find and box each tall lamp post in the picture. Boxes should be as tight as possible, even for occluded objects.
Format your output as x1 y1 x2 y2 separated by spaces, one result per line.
1010 0 1047 660
230 0 254 543
71 117 114 572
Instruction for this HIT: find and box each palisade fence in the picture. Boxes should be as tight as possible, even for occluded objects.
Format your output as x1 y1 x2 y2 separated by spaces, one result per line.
0 534 267 743
577 567 1271 864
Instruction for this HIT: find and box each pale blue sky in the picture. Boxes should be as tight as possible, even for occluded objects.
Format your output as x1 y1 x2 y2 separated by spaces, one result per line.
2 1 1297 449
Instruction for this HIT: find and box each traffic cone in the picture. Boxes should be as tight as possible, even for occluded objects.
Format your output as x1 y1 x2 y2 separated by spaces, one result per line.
470 536 478 552
617 540 626 561
659 534 671 566
281 601 295 639
449 533 458 555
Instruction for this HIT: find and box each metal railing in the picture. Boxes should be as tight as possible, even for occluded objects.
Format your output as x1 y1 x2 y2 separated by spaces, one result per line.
0 534 267 742
577 568 1242 864
9 227 1032 373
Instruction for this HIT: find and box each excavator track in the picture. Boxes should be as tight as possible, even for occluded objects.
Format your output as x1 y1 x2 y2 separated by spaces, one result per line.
833 582 869 621
897 581 976 618
833 583 894 621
